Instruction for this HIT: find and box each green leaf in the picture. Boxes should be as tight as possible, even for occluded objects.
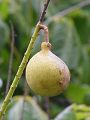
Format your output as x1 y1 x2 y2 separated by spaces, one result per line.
55 105 76 120
66 83 90 103
5 96 48 120
0 19 9 50
68 10 90 44
55 104 90 120
49 18 81 69
73 104 90 120
0 1 9 19
79 46 90 84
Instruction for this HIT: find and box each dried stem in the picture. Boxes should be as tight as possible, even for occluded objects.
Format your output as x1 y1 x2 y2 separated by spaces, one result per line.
5 23 15 96
50 0 90 21
45 97 51 120
39 0 51 22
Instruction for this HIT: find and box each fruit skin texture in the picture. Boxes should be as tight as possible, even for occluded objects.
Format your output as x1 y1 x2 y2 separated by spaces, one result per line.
26 42 70 96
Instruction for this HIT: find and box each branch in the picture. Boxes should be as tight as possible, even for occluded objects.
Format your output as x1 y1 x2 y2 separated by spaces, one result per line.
45 97 51 120
0 0 51 119
5 22 15 96
48 0 90 22
0 23 40 119
39 0 51 22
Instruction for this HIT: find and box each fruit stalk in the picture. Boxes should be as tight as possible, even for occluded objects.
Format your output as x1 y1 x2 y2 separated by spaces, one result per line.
39 24 49 42
0 23 40 119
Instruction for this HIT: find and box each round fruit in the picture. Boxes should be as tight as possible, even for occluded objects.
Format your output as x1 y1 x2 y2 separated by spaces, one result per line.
26 42 70 96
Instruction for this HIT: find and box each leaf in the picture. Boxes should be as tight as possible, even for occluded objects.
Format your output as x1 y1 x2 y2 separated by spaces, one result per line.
55 105 76 120
10 0 39 34
73 104 90 120
0 19 9 50
79 46 90 84
49 17 81 69
66 83 90 103
68 10 90 44
0 0 9 19
5 96 48 120
55 104 90 120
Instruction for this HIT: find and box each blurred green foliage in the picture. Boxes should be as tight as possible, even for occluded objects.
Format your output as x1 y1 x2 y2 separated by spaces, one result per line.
0 0 90 119
55 104 90 120
5 96 48 120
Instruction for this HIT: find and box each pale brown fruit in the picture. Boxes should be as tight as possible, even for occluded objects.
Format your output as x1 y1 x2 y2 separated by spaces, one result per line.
26 42 70 96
